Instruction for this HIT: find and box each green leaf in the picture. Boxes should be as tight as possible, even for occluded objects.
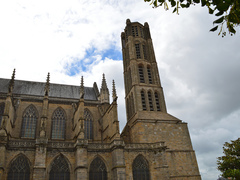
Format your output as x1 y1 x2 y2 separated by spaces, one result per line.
201 0 206 6
180 3 186 7
217 3 230 11
193 0 200 3
215 11 224 16
171 0 176 7
173 7 177 13
209 7 214 14
213 16 224 24
210 26 218 31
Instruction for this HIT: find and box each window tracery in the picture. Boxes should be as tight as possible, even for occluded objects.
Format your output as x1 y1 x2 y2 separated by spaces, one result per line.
89 157 107 180
132 155 150 180
49 155 70 180
7 155 30 180
21 105 38 138
51 108 66 139
84 109 93 139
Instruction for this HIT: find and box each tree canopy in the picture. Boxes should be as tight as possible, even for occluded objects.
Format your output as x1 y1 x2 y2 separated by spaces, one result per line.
217 138 240 179
144 0 240 37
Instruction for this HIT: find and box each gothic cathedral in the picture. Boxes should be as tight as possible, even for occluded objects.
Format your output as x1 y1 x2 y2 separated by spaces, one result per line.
0 20 201 180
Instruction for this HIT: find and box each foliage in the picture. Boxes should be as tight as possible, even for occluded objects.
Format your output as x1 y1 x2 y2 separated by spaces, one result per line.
144 0 240 37
217 138 240 179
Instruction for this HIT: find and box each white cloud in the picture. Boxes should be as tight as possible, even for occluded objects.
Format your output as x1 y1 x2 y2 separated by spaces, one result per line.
0 1 240 180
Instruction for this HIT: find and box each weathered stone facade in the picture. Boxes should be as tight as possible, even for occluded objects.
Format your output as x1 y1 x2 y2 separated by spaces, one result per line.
0 20 201 180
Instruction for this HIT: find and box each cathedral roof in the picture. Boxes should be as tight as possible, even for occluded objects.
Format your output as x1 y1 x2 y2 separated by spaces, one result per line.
0 78 98 100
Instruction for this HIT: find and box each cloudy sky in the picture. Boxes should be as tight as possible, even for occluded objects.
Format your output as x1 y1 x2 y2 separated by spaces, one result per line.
0 0 239 179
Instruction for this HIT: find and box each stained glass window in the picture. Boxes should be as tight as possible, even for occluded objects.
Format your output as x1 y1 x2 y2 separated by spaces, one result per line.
21 105 38 138
84 109 93 139
0 103 5 126
141 91 147 111
148 91 154 111
132 155 150 180
139 65 145 83
7 155 30 180
51 108 66 139
49 155 70 180
89 157 107 180
155 92 161 111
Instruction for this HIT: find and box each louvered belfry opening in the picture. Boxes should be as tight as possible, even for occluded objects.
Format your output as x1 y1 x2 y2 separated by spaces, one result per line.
89 157 107 180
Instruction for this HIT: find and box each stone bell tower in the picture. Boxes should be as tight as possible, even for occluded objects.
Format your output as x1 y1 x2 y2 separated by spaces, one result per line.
120 19 201 179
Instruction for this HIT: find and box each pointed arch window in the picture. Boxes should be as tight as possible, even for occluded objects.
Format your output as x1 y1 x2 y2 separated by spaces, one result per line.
49 155 70 180
155 92 161 111
0 103 5 126
132 155 150 180
84 109 93 140
7 155 30 180
89 157 107 180
148 91 154 111
138 65 145 83
51 108 66 139
141 91 147 111
147 66 152 84
21 105 38 138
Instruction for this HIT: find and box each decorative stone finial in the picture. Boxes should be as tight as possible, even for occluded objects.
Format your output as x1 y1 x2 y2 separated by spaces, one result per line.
100 74 109 103
8 69 16 93
44 72 50 96
112 80 117 101
80 76 84 99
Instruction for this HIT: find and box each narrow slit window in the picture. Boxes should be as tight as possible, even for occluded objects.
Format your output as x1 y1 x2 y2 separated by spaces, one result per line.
147 67 152 84
0 103 5 126
148 91 154 111
132 26 135 37
142 45 147 60
140 27 144 38
135 44 141 59
135 26 139 36
138 65 145 83
141 91 147 111
155 92 161 111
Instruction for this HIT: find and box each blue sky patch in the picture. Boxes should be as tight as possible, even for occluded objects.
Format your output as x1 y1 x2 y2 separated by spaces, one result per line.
66 46 122 76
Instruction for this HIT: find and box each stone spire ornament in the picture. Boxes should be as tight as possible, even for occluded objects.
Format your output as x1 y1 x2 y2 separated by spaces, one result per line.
112 80 117 101
8 69 15 94
100 74 109 103
80 76 84 99
44 72 50 96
